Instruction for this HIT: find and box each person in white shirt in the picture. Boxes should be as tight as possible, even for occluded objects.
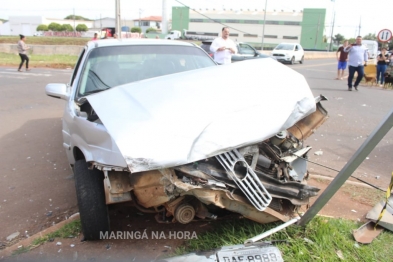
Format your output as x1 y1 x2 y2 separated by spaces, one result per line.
210 27 237 65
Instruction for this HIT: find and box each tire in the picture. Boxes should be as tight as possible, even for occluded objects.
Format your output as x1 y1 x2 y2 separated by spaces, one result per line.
290 56 295 65
74 159 109 240
300 56 304 64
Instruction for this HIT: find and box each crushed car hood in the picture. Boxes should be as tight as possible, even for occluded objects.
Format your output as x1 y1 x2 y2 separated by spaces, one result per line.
86 58 315 173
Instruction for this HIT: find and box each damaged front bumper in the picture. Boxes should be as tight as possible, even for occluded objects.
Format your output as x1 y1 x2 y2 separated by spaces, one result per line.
94 95 328 224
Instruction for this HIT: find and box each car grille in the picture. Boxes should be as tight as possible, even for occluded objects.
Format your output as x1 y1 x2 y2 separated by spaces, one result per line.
273 54 285 57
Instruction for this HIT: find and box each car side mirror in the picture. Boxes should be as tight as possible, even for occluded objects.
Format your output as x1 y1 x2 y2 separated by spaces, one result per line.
45 83 69 100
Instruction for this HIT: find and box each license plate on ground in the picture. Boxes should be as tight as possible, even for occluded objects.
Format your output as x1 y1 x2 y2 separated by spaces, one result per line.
216 245 283 262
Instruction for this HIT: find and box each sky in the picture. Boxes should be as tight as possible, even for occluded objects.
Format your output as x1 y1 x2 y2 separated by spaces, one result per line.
1 0 392 40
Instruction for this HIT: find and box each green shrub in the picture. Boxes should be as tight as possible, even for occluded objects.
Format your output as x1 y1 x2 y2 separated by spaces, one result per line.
36 24 48 31
76 24 88 32
48 22 62 31
130 27 141 33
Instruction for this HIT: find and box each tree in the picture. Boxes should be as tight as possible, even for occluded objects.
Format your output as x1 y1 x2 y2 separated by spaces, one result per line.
363 33 377 40
48 22 62 31
333 34 345 45
76 24 88 32
36 24 48 31
131 27 141 33
146 27 158 34
64 15 92 21
61 24 74 32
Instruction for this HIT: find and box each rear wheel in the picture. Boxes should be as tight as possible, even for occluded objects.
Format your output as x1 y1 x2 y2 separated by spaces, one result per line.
290 56 295 65
74 160 109 240
300 56 304 64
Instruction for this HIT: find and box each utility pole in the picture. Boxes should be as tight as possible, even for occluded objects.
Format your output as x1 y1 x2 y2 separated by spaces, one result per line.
329 12 335 51
139 9 143 30
162 0 168 34
261 0 268 50
73 8 76 37
115 0 121 38
314 15 321 49
358 16 361 36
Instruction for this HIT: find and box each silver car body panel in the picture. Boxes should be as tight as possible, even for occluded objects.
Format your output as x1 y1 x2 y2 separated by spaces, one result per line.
86 58 316 173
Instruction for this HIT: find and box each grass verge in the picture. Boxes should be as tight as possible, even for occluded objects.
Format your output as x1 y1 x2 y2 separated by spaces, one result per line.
0 52 78 69
11 220 81 256
175 216 393 262
0 36 88 46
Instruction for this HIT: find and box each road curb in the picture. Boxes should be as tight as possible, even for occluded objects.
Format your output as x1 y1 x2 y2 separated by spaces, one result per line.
309 173 376 189
0 213 80 258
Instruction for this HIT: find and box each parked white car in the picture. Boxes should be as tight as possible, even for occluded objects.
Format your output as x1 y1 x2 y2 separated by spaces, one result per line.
271 43 304 64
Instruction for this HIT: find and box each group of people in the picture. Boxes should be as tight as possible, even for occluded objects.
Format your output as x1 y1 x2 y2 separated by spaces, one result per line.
336 36 393 91
91 32 118 41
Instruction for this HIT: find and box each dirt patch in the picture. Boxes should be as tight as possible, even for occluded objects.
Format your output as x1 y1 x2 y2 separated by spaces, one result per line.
304 176 385 222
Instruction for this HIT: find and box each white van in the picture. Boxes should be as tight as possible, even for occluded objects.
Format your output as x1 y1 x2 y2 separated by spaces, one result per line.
362 40 378 59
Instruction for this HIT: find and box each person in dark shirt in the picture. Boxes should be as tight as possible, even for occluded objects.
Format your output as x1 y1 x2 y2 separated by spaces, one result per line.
336 40 349 80
377 47 389 87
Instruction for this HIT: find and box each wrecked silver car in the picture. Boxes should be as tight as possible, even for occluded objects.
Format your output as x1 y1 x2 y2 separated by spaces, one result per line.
45 39 328 240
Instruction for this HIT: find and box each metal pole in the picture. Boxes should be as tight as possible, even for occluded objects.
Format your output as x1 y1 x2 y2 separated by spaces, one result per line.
261 0 268 50
314 15 321 49
73 8 76 37
298 107 393 226
329 12 335 51
115 0 121 38
245 217 300 244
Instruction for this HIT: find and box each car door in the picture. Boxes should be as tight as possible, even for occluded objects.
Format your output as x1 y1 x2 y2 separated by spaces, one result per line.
294 45 300 61
231 43 257 62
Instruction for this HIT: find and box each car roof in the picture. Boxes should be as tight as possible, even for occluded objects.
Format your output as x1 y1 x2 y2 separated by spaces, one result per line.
86 39 196 49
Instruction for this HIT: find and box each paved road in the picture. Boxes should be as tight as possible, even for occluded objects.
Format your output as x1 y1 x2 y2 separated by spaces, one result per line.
0 61 392 260
288 60 393 188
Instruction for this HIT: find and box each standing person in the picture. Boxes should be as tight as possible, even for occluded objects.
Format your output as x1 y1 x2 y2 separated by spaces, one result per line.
376 48 389 87
17 34 30 72
344 36 368 91
92 33 98 41
336 40 349 80
210 27 237 65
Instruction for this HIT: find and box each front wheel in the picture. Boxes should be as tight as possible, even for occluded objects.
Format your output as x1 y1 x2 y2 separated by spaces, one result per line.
290 56 295 65
74 160 109 240
300 56 304 64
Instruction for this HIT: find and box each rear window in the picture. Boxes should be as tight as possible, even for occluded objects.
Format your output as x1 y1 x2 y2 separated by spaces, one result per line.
77 45 216 97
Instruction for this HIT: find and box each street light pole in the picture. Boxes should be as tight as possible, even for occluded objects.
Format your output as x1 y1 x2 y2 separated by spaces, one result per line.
261 0 268 50
115 0 121 39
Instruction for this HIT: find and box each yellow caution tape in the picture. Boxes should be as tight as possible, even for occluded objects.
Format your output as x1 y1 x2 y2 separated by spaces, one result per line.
374 172 393 229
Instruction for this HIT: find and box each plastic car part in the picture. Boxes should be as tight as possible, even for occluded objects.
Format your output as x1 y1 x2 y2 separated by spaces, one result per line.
216 149 272 211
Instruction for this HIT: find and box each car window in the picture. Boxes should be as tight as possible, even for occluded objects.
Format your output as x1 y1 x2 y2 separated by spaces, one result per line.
239 43 255 55
275 44 294 51
77 45 216 98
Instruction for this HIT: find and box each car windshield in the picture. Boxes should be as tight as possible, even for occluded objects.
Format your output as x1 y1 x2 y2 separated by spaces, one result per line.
77 45 216 97
275 44 294 50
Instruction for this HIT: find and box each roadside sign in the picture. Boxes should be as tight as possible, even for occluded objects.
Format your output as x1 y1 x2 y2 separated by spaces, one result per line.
377 29 392 42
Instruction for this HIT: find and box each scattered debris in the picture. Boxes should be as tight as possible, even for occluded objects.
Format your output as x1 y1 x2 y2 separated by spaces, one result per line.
362 104 367 107
314 151 323 156
353 221 384 244
56 242 62 246
336 250 344 259
375 176 380 179
351 210 357 213
18 245 23 249
46 211 53 217
164 245 171 249
303 238 314 244
70 244 75 248
6 232 20 241
106 244 111 250
58 249 62 253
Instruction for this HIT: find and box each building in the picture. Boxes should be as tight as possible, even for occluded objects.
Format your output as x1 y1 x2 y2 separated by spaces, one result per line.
133 16 162 33
172 7 327 50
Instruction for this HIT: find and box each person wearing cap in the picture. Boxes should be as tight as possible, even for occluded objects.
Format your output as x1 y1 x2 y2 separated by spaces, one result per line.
17 34 30 72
